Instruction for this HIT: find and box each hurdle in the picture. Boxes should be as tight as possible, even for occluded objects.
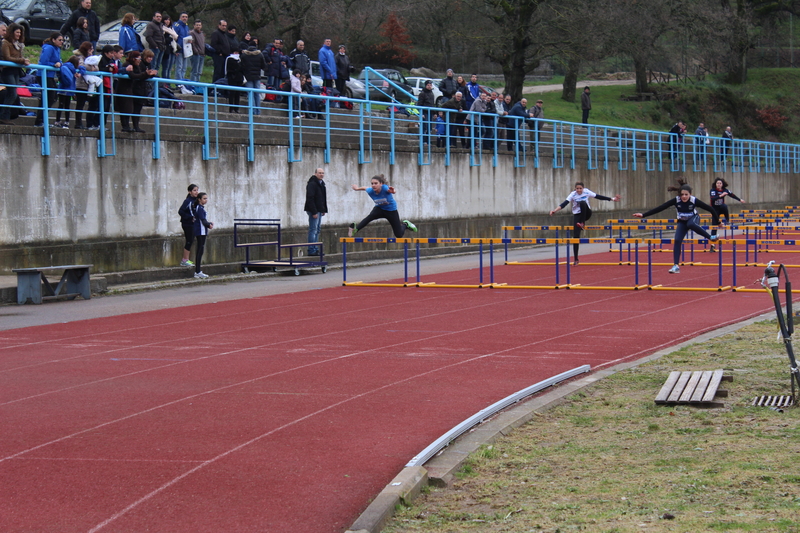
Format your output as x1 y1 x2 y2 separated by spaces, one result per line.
341 237 416 287
340 236 795 292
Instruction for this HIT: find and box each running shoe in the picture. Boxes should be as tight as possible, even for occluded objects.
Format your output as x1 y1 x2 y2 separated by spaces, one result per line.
403 220 418 232
709 244 716 253
348 223 358 237
709 235 719 241
576 222 585 230
194 271 209 279
180 259 195 267
668 265 680 274
573 260 579 266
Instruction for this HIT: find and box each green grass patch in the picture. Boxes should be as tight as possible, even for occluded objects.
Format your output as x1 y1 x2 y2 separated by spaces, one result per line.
384 320 800 533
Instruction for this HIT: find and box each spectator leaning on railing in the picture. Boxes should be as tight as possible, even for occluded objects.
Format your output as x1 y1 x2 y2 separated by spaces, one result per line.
34 32 64 127
0 23 31 125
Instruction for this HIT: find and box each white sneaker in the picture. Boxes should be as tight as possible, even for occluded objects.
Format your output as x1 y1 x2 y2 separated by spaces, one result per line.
194 271 209 279
668 265 680 274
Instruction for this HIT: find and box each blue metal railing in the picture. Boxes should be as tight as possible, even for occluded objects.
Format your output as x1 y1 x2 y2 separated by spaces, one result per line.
3 59 800 174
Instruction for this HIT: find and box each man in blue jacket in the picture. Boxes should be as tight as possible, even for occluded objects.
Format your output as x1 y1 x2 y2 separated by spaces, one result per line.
174 12 190 80
318 38 336 90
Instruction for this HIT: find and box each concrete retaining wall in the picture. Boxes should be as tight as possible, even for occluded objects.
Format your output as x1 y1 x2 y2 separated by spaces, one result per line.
1 132 795 273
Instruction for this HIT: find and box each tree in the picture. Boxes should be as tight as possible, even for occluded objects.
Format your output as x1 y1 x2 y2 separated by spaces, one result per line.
719 0 800 84
371 11 417 66
465 0 552 102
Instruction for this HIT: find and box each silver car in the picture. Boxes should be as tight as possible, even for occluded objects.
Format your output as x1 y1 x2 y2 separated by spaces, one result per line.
406 77 445 106
308 60 366 99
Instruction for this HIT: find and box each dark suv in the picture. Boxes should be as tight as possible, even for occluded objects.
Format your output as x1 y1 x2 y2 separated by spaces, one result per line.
358 69 415 103
0 0 71 47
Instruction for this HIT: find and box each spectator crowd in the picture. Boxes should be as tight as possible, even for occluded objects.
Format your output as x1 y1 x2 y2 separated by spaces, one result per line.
0 3 740 157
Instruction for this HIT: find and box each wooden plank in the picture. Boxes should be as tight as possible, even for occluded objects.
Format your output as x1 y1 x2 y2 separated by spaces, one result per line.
678 371 704 403
13 264 92 272
690 370 714 402
655 371 682 404
701 370 725 403
666 372 692 403
237 241 279 247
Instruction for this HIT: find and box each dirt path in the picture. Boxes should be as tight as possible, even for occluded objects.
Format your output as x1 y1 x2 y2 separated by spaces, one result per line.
523 78 635 94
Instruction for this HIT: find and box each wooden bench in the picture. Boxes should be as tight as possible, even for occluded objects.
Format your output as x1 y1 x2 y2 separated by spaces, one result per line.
12 264 93 304
655 369 731 407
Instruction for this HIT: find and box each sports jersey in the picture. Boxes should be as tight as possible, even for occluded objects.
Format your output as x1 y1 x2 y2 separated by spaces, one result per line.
560 188 612 214
366 184 398 211
641 195 717 221
710 188 741 207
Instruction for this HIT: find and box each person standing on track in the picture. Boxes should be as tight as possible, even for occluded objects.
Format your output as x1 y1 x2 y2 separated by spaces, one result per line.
633 178 721 274
192 192 214 279
178 184 199 267
549 182 621 266
348 174 418 238
304 168 327 256
709 177 744 252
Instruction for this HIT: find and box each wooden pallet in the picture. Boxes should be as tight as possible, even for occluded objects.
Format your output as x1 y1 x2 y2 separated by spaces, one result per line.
655 369 731 407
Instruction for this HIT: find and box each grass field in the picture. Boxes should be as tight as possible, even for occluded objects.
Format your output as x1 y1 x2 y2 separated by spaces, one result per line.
385 318 800 533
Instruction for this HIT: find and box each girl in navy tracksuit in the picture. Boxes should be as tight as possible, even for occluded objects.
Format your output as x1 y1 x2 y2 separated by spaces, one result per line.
348 174 418 238
192 192 214 279
634 179 721 274
709 177 744 251
549 181 621 265
178 184 199 267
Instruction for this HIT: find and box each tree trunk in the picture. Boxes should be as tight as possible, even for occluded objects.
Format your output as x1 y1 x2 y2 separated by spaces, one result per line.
634 58 648 94
726 48 748 84
561 57 580 102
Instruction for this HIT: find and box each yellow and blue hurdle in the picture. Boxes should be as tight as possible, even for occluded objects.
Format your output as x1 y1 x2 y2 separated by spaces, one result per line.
340 236 796 291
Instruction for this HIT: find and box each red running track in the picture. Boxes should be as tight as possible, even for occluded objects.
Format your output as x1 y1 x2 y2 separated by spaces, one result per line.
0 249 786 532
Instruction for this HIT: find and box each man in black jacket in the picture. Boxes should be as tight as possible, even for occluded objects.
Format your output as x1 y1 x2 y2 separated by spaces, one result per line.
209 20 231 83
289 40 310 75
417 80 436 143
438 69 457 101
143 12 165 73
440 91 468 148
304 168 327 256
60 0 100 47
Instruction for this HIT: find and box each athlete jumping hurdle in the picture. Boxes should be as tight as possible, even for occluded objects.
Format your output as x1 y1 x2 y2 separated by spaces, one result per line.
549 181 621 266
634 178 722 274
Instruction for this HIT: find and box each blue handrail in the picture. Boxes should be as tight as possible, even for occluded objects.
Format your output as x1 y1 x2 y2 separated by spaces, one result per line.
4 59 800 174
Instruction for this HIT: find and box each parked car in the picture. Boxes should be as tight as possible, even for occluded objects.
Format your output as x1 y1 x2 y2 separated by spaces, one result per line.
96 19 148 49
406 76 445 106
308 60 366 99
0 0 71 47
357 69 415 103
